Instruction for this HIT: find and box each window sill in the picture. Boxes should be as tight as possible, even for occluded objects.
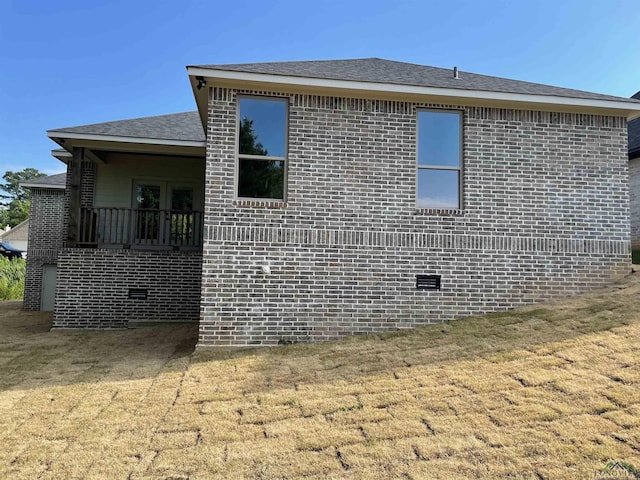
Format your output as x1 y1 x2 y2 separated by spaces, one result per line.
233 199 287 209
415 208 464 216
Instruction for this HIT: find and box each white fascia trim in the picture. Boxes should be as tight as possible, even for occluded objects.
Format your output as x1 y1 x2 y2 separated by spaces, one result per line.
52 150 71 157
187 67 640 114
51 149 72 158
47 131 206 148
21 182 65 189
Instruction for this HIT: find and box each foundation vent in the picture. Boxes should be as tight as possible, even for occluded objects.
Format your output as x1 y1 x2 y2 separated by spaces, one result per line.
128 288 149 300
416 275 441 290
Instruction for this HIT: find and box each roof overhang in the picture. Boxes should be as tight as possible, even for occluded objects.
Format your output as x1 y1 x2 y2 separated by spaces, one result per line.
51 148 72 163
187 66 640 126
21 182 65 190
47 130 206 158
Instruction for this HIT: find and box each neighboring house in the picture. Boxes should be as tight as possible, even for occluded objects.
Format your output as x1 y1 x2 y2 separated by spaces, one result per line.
22 173 66 311
31 58 640 346
628 90 640 248
0 220 29 251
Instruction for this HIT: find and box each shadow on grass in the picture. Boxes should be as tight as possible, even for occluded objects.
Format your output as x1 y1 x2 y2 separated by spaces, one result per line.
0 301 198 392
1 271 638 394
192 271 640 391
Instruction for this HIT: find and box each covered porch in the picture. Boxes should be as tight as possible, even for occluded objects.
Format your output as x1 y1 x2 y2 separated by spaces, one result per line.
45 112 207 327
48 111 207 251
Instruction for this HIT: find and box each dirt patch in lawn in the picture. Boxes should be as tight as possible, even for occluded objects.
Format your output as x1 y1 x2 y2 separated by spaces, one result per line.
1 271 640 479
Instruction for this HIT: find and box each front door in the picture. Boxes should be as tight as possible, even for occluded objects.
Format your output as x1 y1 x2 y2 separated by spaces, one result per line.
133 181 195 246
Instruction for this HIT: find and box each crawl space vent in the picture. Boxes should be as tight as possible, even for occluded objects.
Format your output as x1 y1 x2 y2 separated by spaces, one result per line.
416 275 441 290
128 288 148 300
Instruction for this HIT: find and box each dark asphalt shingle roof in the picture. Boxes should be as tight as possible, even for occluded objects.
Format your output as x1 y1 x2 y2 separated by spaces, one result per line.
630 91 640 159
48 60 639 147
194 58 640 104
49 111 204 143
22 173 66 188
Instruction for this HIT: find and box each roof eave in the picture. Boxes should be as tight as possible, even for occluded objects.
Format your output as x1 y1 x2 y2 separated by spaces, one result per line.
47 130 206 148
47 131 206 158
186 71 209 135
21 182 65 190
51 149 72 164
187 66 640 120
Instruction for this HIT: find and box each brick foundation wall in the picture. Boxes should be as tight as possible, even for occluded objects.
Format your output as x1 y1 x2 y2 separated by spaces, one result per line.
54 249 202 327
199 88 630 346
24 188 66 310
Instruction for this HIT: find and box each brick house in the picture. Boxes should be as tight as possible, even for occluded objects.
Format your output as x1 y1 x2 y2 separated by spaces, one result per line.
22 172 67 311
32 58 640 346
627 91 640 248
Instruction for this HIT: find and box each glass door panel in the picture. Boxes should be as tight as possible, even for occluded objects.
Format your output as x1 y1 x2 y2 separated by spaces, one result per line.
134 183 163 244
131 181 196 247
168 186 194 245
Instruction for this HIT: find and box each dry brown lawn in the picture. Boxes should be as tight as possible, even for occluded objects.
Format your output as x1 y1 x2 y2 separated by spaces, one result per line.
1 272 640 479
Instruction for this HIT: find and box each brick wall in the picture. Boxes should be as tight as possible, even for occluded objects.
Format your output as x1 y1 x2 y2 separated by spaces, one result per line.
63 160 95 245
200 88 630 346
24 187 66 310
53 249 202 327
630 157 640 248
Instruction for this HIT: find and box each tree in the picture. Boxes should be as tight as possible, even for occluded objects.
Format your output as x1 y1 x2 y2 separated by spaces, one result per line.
239 117 268 156
0 168 47 228
238 117 283 199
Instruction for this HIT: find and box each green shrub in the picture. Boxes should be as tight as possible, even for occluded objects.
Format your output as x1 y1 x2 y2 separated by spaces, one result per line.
0 256 25 301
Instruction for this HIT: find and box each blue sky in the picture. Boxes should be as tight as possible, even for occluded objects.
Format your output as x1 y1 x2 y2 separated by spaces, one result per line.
1 0 638 176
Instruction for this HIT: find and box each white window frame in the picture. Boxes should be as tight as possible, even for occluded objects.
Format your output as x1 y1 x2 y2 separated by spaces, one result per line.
235 95 289 202
416 109 464 209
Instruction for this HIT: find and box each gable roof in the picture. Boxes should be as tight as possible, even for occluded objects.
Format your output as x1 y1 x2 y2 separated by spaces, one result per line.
48 111 204 144
21 173 66 189
192 58 637 104
630 90 640 159
0 219 29 242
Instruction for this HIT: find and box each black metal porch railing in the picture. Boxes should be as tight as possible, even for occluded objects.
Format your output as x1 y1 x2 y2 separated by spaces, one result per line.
78 207 204 248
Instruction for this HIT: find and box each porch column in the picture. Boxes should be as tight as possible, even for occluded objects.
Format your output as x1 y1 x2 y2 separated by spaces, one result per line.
67 147 84 247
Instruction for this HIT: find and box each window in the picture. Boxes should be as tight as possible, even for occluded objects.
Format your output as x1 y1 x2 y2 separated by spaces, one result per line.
417 110 463 209
237 97 288 200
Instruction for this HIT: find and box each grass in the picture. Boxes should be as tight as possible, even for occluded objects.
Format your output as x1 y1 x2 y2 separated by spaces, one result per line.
1 271 640 479
0 256 25 300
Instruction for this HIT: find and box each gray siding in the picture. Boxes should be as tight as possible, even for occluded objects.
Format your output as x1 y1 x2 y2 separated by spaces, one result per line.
94 154 204 209
199 88 630 346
